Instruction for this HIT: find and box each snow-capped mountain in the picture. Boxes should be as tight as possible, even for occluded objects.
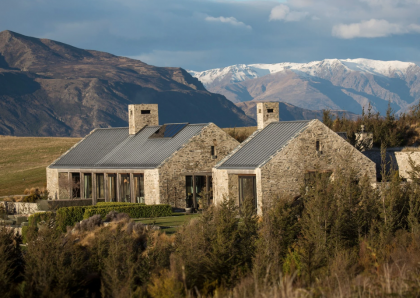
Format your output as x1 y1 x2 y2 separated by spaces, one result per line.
189 59 420 116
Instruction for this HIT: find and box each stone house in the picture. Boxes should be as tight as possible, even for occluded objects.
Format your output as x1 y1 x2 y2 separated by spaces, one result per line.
212 102 377 215
47 104 239 208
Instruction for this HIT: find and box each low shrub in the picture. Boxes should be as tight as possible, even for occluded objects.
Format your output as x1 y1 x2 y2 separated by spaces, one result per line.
20 194 40 203
83 204 172 219
22 212 57 243
56 206 87 232
96 202 146 207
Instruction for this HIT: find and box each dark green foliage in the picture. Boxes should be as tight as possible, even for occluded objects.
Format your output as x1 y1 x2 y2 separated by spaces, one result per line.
0 227 23 298
330 102 418 148
83 204 172 219
96 202 145 206
23 227 93 298
22 212 57 243
20 194 41 203
56 206 87 232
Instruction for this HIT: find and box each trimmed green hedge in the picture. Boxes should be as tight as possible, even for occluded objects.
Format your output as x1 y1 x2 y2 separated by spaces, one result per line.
28 212 56 227
96 202 146 207
22 212 56 243
83 204 172 219
56 206 87 232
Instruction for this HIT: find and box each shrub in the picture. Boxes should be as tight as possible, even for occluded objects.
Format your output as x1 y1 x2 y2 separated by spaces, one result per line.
22 212 57 243
83 204 172 219
56 206 87 232
20 194 40 203
96 202 145 206
0 227 23 298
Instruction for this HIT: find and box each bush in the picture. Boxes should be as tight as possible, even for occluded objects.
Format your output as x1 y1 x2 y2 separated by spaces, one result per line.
96 202 145 206
83 204 172 219
22 212 57 243
20 194 40 203
56 206 87 232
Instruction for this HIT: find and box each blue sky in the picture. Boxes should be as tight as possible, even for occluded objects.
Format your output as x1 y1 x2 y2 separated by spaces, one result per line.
1 0 420 70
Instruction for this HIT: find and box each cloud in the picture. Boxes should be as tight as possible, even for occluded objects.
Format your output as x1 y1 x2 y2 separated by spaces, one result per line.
269 4 308 22
332 19 420 39
205 16 252 29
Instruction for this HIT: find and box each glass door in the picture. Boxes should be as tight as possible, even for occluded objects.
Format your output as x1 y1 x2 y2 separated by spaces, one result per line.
71 173 80 199
84 173 92 199
134 174 144 203
239 176 257 211
96 174 105 199
120 174 131 202
107 174 116 202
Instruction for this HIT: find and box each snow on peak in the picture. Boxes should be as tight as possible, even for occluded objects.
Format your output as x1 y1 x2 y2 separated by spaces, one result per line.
189 58 418 87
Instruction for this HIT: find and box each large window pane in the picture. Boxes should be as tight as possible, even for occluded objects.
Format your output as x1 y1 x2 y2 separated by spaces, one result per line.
121 174 131 203
72 173 81 199
134 174 144 203
195 176 206 209
186 176 193 208
84 173 92 199
96 174 105 198
239 176 256 211
107 174 116 202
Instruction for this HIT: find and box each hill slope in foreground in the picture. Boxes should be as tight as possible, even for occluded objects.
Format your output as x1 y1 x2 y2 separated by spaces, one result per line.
0 30 255 137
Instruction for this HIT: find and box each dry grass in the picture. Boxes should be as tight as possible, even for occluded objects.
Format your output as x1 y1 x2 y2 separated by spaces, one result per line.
223 126 257 143
0 136 81 196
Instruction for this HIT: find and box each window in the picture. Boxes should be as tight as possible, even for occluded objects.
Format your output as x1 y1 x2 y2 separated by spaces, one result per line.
239 176 257 212
121 174 131 202
134 174 144 203
186 175 212 209
130 110 133 116
84 173 92 199
107 174 116 202
316 140 320 151
259 109 262 113
71 173 80 199
267 109 274 113
211 146 215 156
96 174 105 198
141 110 151 114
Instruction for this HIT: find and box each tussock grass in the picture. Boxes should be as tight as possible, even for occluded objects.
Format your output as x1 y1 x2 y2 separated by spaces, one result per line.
0 136 81 196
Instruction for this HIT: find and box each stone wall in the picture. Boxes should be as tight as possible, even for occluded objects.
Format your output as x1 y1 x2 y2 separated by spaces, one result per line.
129 104 159 135
395 151 420 180
46 167 59 200
158 123 240 208
259 120 377 202
144 169 160 204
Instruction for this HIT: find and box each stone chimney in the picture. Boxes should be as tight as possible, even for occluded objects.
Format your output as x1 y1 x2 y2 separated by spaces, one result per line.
257 102 279 130
128 104 159 135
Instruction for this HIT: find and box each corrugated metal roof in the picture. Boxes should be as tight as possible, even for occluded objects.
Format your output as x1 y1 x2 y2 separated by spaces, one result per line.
50 124 207 169
218 120 312 169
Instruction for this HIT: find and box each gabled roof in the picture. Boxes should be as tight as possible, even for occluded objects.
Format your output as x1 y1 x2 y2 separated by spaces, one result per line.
217 120 313 170
49 123 208 169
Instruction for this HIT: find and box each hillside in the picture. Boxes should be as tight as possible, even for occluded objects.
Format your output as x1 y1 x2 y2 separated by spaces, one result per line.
189 59 420 116
0 30 255 137
0 136 80 196
235 101 358 122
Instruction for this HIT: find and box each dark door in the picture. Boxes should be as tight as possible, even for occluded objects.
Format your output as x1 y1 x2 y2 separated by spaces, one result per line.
239 176 257 211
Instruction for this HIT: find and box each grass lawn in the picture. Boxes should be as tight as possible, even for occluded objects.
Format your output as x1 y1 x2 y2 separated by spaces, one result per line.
134 213 201 234
0 136 81 197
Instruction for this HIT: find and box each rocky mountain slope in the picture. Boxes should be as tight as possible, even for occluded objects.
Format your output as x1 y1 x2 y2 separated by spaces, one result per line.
0 30 255 137
189 59 420 116
236 101 358 122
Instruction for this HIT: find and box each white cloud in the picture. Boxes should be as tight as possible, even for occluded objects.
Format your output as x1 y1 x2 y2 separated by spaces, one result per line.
332 19 420 39
269 4 308 22
205 16 252 29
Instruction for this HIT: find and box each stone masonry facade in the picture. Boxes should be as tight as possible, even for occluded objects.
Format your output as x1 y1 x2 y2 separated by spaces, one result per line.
213 120 377 215
157 123 240 208
259 120 376 204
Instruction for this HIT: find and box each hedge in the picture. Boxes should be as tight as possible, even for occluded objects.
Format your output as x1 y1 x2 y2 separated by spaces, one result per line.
22 212 56 242
56 206 88 232
83 204 172 219
28 212 56 227
96 202 146 207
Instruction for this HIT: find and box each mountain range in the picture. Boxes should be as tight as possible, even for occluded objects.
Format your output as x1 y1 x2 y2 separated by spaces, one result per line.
189 59 420 116
0 30 255 137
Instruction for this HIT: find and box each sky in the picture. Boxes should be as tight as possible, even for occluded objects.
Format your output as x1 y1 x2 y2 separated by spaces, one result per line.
1 0 420 71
